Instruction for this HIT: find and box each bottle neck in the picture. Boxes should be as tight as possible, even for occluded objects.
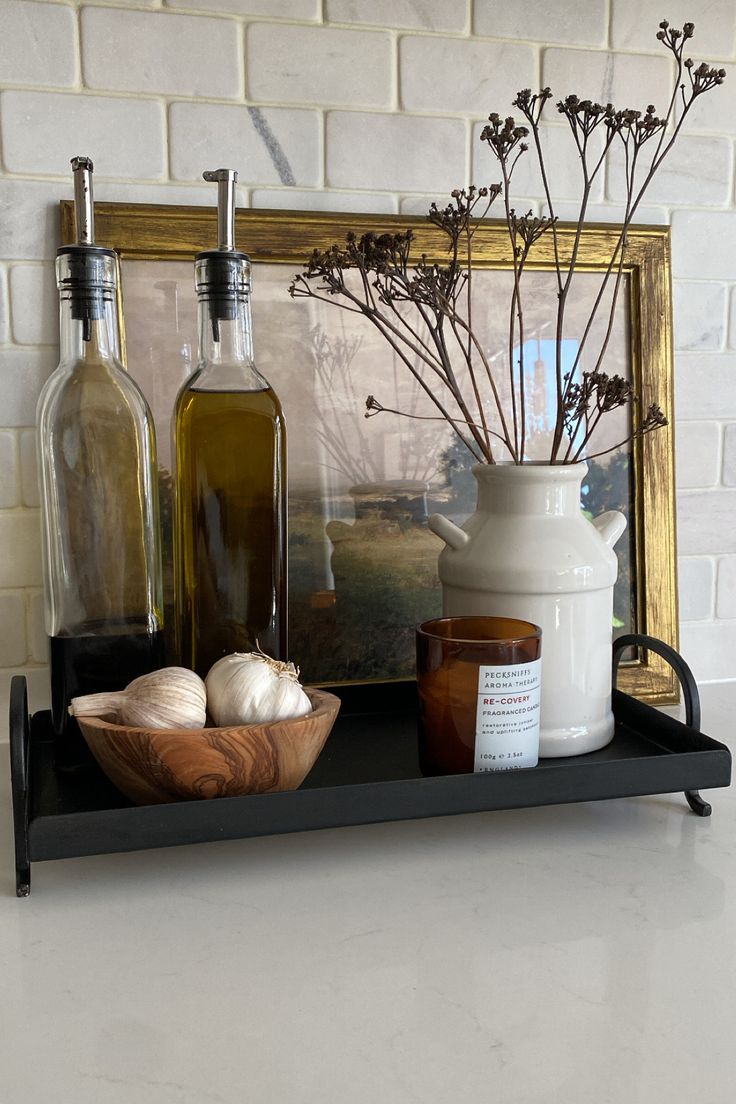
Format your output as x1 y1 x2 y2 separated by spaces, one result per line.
59 295 121 366
196 295 261 389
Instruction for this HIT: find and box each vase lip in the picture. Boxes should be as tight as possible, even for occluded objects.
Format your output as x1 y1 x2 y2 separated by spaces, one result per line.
472 460 587 481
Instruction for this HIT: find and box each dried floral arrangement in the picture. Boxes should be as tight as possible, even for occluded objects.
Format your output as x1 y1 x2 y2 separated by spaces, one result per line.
290 21 725 465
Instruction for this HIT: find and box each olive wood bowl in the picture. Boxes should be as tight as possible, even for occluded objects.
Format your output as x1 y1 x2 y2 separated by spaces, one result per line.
77 689 341 806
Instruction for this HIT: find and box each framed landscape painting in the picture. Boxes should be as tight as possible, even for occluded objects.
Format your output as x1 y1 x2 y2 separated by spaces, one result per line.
60 202 678 702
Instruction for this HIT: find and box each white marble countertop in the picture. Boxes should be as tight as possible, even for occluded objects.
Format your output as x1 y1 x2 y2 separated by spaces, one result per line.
1 684 734 1104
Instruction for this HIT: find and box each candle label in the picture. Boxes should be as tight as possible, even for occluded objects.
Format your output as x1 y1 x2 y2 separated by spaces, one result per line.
474 660 542 772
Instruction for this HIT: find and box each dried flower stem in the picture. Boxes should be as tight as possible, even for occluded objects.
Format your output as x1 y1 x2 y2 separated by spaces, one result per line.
290 20 724 466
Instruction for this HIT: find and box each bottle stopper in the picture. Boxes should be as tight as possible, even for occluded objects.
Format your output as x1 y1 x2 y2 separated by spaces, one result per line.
197 168 251 336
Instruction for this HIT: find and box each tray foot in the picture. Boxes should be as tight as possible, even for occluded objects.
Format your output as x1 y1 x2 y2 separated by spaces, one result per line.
16 868 30 897
685 789 712 817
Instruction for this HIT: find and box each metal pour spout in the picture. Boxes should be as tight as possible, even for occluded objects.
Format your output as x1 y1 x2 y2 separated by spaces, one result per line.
203 168 238 252
60 156 117 340
71 156 95 245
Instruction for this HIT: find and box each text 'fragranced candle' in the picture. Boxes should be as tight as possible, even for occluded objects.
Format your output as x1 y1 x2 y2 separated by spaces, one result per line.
416 617 542 775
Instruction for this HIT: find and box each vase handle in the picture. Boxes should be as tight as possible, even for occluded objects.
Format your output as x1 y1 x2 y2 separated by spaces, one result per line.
592 509 627 548
428 513 470 550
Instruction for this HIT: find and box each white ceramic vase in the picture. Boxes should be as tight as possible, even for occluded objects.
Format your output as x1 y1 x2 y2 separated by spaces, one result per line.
428 463 626 758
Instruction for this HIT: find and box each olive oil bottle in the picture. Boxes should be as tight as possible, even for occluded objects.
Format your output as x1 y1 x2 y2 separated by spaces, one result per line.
174 169 287 676
37 157 164 769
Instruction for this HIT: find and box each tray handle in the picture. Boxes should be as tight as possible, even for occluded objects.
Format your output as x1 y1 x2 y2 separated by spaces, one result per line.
612 634 709 817
612 633 700 731
9 675 31 896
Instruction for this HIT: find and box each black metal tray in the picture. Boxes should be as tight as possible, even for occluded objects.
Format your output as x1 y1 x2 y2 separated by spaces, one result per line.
8 635 731 896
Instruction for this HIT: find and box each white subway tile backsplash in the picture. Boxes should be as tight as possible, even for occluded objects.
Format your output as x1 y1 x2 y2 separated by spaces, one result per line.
400 37 536 115
0 92 166 181
251 189 398 214
170 103 322 187
672 211 736 282
684 62 736 137
0 665 49 724
19 429 39 509
247 24 392 109
677 490 736 555
610 0 736 59
166 0 320 16
730 288 736 350
716 556 736 618
475 0 607 46
0 0 78 89
327 0 467 32
81 7 243 99
676 355 736 421
680 621 736 682
675 421 720 488
607 136 732 208
0 348 55 428
0 179 69 262
543 48 672 114
673 282 727 352
327 112 466 193
722 423 736 486
0 592 27 667
678 557 715 621
0 267 8 345
675 207 736 280
541 201 668 224
9 265 58 347
27 589 46 665
0 511 42 588
88 181 216 207
0 432 19 509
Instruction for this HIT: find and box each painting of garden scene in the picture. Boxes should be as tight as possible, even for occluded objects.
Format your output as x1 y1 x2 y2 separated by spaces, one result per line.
121 259 636 684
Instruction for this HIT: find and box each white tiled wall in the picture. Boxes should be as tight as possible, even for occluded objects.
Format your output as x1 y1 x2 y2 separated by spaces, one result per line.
1 0 735 724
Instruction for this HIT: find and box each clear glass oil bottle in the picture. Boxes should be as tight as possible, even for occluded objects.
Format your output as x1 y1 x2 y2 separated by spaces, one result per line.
174 169 287 676
37 157 163 769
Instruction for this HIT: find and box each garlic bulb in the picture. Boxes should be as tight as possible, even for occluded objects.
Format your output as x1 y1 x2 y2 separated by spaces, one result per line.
69 667 207 729
206 650 312 726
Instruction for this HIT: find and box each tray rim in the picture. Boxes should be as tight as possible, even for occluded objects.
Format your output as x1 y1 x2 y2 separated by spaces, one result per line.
9 646 733 894
17 685 733 860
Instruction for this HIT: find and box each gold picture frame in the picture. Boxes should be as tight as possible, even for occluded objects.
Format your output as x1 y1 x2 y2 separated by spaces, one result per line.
60 201 678 702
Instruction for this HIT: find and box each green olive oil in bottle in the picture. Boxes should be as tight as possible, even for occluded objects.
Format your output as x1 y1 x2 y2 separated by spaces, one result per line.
174 169 287 676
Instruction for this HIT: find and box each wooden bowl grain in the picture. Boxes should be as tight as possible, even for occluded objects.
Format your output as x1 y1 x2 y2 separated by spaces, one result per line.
77 689 341 806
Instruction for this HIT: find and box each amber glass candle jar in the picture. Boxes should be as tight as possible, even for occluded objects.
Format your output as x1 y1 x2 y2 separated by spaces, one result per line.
416 616 542 775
